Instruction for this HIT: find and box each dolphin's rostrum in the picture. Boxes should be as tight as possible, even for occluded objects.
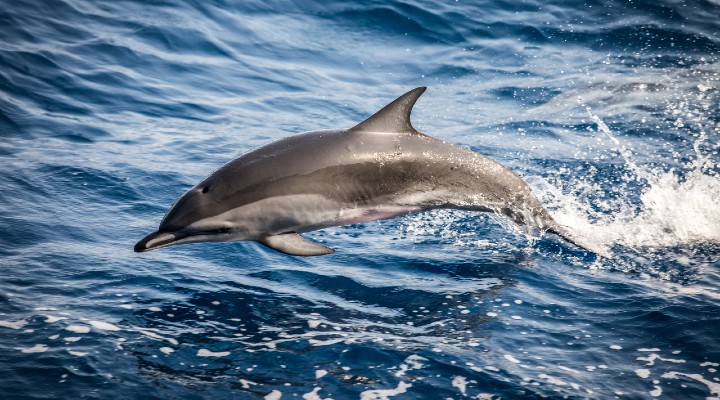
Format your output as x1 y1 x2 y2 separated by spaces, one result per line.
135 87 605 257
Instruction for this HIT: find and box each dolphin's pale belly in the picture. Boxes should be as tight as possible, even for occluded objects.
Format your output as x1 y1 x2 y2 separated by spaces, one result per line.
320 205 423 229
207 192 424 239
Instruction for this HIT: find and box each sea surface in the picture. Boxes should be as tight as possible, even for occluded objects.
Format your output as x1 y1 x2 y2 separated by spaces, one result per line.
1 0 719 399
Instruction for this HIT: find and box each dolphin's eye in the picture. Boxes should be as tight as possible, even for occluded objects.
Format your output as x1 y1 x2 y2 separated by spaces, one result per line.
201 187 210 194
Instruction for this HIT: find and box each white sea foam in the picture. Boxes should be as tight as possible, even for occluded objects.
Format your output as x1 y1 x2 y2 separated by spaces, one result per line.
197 348 230 357
132 327 179 345
21 344 48 353
537 373 568 386
649 385 663 397
637 353 685 366
302 387 331 400
44 315 66 323
395 355 428 377
635 369 651 379
662 371 720 398
504 354 521 364
309 338 345 347
452 376 468 396
546 159 720 250
240 379 257 389
264 390 282 400
529 99 720 267
66 325 90 334
360 382 411 400
89 321 121 331
0 320 27 329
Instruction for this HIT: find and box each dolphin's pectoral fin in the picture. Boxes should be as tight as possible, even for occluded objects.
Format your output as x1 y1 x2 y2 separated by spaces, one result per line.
259 233 335 256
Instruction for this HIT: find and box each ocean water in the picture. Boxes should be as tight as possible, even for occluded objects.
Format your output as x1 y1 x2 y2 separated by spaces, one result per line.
1 0 719 398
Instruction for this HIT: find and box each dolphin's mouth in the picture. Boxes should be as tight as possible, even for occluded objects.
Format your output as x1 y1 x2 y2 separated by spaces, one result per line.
135 227 236 252
134 231 178 252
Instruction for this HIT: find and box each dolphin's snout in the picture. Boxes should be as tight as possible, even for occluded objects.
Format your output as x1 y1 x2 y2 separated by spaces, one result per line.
134 231 177 252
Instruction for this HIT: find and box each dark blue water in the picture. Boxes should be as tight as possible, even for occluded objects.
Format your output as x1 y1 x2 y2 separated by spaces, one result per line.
2 0 720 399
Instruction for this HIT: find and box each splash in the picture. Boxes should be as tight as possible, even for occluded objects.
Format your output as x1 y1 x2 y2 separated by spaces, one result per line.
535 79 720 259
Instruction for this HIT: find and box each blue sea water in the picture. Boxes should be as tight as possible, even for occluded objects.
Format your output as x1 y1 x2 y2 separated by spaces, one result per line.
1 0 720 398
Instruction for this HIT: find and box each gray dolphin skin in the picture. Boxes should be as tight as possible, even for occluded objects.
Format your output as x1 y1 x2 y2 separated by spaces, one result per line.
135 87 604 257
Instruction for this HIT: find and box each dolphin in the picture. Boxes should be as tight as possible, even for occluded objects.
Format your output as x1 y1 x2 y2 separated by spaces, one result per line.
135 87 604 257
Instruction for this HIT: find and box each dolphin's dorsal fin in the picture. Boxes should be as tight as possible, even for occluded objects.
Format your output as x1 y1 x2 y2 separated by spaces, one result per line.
349 86 426 134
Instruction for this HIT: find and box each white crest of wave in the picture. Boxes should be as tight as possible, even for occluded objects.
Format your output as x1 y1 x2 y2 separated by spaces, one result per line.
536 105 720 252
541 167 720 250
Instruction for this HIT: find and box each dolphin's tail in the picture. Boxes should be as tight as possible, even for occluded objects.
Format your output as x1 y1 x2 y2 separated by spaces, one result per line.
503 206 610 258
504 205 610 258
545 222 611 258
